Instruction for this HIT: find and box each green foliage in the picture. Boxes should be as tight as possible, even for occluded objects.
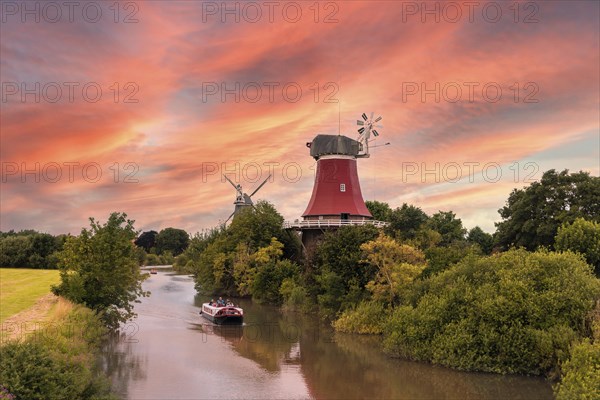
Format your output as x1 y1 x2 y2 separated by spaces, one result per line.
383 249 600 375
155 228 189 256
252 257 299 304
316 270 347 318
365 200 393 221
0 232 64 269
144 251 173 266
0 305 114 400
384 203 429 241
190 202 301 296
467 226 494 255
279 277 309 311
134 230 157 252
315 225 379 287
422 241 477 277
495 169 600 251
426 211 467 246
313 225 380 317
555 218 600 274
555 340 600 400
333 301 386 334
361 235 426 305
52 212 149 329
0 236 31 267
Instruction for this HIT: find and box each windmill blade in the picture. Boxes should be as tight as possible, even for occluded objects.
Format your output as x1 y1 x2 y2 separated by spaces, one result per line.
362 113 368 121
357 120 365 126
249 174 271 197
374 116 382 123
223 175 238 190
370 112 374 121
224 210 236 224
373 130 379 136
358 127 365 134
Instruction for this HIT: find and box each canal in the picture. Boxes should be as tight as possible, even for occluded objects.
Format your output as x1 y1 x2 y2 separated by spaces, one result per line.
101 270 554 399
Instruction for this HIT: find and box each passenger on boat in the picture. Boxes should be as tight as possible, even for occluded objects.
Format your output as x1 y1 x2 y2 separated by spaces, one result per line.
217 297 225 306
226 300 233 307
208 299 215 306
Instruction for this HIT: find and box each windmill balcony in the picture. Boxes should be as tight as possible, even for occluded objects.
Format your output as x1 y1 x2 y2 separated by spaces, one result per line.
283 219 389 230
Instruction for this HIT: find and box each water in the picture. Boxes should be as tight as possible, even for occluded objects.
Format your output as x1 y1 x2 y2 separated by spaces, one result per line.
102 270 554 399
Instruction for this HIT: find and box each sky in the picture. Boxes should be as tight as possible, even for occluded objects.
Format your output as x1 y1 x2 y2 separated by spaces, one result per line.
1 0 599 235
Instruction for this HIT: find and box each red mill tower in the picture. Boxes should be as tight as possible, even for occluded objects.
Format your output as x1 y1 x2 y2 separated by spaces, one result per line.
286 113 388 253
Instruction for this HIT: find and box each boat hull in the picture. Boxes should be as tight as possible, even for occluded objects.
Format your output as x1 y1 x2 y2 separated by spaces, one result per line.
201 313 243 325
200 303 244 325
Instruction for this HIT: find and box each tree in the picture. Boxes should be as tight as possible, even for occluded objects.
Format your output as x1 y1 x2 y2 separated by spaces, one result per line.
361 234 426 305
314 225 380 316
52 212 149 329
0 235 32 267
467 226 494 255
134 230 157 252
555 218 600 274
385 203 429 240
190 201 294 295
28 233 63 268
427 211 466 246
155 228 189 256
250 238 299 304
315 225 380 288
495 169 600 251
366 200 393 221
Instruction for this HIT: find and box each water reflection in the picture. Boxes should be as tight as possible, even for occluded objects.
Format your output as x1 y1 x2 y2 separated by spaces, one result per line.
103 271 553 399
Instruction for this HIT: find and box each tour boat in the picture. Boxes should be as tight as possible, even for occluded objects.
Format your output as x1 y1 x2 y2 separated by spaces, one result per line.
150 268 158 274
200 302 244 324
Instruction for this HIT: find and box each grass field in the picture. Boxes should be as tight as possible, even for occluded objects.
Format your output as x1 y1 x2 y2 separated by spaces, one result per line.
0 268 60 323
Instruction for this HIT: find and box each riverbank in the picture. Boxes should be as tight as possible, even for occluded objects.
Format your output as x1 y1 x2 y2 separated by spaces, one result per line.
0 268 115 399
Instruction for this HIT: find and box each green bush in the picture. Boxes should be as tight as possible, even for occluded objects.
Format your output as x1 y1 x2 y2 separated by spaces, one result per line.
555 340 600 399
383 249 600 375
280 278 310 311
333 301 386 334
0 341 85 400
555 218 600 275
0 304 114 400
252 258 299 305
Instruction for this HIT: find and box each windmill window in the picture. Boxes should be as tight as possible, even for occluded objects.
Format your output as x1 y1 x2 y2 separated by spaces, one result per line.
340 184 346 192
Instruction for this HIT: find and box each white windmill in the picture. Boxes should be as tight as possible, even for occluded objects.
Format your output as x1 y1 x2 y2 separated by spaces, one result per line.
356 112 384 158
222 174 271 223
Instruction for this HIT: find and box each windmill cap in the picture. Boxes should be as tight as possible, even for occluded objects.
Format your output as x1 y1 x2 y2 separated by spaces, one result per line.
309 134 361 159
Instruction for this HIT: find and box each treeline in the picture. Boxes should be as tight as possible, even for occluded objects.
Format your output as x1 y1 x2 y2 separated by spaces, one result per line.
0 230 67 269
180 169 599 398
134 227 190 266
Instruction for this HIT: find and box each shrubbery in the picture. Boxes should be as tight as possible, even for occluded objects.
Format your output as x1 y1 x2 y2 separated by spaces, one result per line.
555 218 600 275
555 340 600 399
0 302 114 400
382 249 600 375
333 301 385 334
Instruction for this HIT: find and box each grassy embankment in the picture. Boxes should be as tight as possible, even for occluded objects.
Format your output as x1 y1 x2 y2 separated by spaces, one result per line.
0 268 60 324
0 268 114 399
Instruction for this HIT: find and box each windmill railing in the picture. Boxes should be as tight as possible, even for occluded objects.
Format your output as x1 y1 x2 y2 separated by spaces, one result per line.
283 219 389 230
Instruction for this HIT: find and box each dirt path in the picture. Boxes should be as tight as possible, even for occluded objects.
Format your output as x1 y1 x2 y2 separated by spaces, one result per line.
1 293 59 343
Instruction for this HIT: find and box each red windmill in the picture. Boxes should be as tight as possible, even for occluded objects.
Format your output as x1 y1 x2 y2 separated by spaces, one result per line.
286 113 389 252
